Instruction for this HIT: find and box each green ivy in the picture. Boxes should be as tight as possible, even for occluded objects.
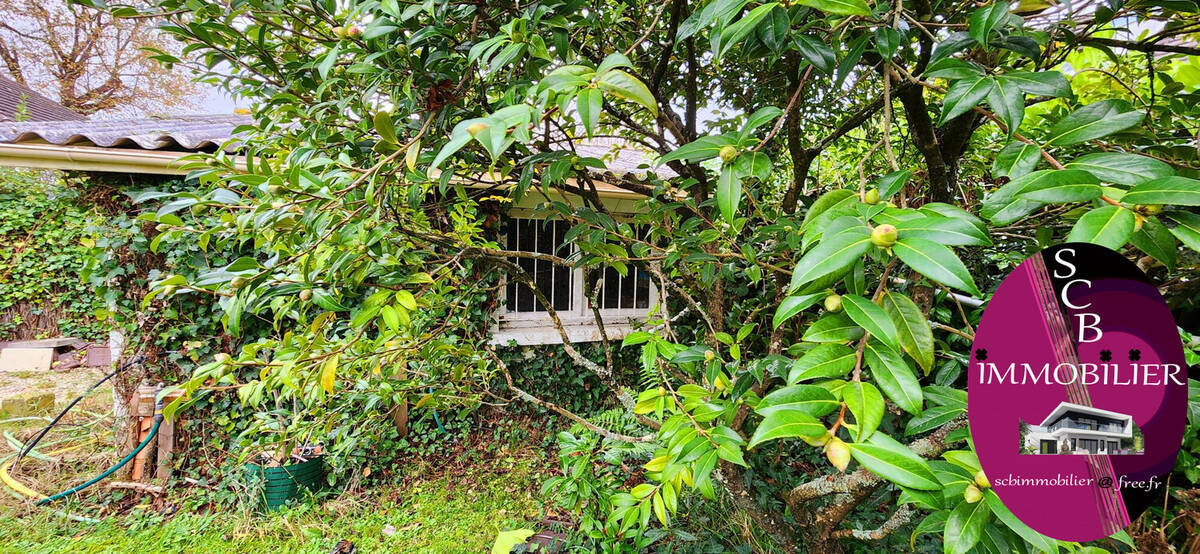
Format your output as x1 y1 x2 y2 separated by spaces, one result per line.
0 169 108 341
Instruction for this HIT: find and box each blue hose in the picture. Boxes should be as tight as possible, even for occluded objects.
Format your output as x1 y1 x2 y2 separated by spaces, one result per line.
37 416 161 506
430 387 446 434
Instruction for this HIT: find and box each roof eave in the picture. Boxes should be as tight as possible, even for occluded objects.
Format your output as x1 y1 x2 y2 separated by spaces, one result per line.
0 142 239 175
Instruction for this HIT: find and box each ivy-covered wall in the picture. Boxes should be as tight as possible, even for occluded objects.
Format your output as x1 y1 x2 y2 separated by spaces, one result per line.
0 169 108 341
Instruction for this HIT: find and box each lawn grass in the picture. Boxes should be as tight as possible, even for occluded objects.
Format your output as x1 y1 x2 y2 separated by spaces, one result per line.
0 454 548 553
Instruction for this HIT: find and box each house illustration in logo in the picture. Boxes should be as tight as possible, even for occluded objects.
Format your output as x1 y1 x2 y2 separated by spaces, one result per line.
1020 402 1140 455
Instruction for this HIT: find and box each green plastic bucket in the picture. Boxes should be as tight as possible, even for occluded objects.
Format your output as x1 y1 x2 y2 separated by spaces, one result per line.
243 457 325 510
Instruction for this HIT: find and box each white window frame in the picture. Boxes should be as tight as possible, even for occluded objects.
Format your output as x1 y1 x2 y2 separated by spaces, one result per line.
490 212 657 346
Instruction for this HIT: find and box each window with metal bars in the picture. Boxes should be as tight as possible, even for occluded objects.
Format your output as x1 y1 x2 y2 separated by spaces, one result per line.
500 217 654 321
504 218 573 313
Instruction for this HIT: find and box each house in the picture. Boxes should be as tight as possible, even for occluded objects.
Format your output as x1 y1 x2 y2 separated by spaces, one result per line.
0 115 664 346
1023 402 1137 455
0 77 85 122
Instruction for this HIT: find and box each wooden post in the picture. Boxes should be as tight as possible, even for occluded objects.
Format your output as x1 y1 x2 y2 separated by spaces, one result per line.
131 384 157 482
131 416 154 481
154 390 182 484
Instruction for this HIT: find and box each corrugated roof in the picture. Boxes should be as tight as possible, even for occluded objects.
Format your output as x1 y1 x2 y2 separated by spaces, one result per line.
0 114 674 182
0 78 84 122
0 114 251 152
567 137 677 180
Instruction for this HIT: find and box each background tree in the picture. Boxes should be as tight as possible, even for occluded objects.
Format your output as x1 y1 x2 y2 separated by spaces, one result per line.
0 0 195 116
98 0 1200 551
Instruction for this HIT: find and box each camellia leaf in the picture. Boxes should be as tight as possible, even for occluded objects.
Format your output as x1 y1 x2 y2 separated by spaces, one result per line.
788 343 857 383
1129 217 1177 270
773 293 824 329
657 135 737 165
747 407 825 449
788 226 872 292
877 170 911 199
945 497 993 554
795 0 872 17
1066 205 1136 250
794 34 837 75
911 511 950 550
1045 99 1145 146
756 385 839 418
840 294 899 350
863 339 923 415
802 313 865 343
843 381 884 441
992 141 1041 179
969 2 1009 47
577 87 602 137
986 76 1024 134
320 353 339 393
756 6 790 52
1165 211 1200 252
1002 71 1072 97
939 76 995 125
739 106 784 140
717 162 743 223
923 58 986 80
879 291 935 373
1014 169 1101 202
373 111 398 144
801 189 857 232
983 490 1058 553
981 170 1055 224
874 27 900 58
893 215 992 246
717 3 778 59
847 432 940 490
1064 152 1174 186
893 237 981 296
904 404 964 435
1121 176 1200 206
596 69 658 115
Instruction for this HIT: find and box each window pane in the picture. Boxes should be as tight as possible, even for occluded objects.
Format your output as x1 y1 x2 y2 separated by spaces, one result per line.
636 269 650 309
552 220 571 311
505 218 572 314
534 220 554 312
516 219 536 312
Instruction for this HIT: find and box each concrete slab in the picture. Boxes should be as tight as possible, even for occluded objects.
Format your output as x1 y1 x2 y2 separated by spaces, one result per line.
0 348 54 372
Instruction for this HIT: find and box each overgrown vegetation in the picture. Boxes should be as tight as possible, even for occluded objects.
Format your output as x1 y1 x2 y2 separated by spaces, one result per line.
10 0 1200 551
0 170 108 341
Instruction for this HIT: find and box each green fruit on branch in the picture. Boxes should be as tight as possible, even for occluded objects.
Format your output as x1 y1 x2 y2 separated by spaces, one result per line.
718 145 739 163
870 224 898 248
963 483 983 503
1139 204 1163 216
332 26 346 39
824 293 843 313
863 189 880 204
704 349 716 362
230 276 248 289
974 470 990 489
346 26 361 38
825 436 851 472
214 353 231 363
299 289 313 302
803 430 832 447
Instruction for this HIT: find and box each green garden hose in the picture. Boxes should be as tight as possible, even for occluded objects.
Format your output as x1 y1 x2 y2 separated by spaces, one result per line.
36 416 160 506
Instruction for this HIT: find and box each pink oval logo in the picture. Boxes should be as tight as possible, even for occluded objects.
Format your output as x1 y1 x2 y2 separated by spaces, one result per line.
969 243 1187 541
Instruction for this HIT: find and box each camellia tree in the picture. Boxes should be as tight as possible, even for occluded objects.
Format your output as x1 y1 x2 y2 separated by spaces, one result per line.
87 0 1200 550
